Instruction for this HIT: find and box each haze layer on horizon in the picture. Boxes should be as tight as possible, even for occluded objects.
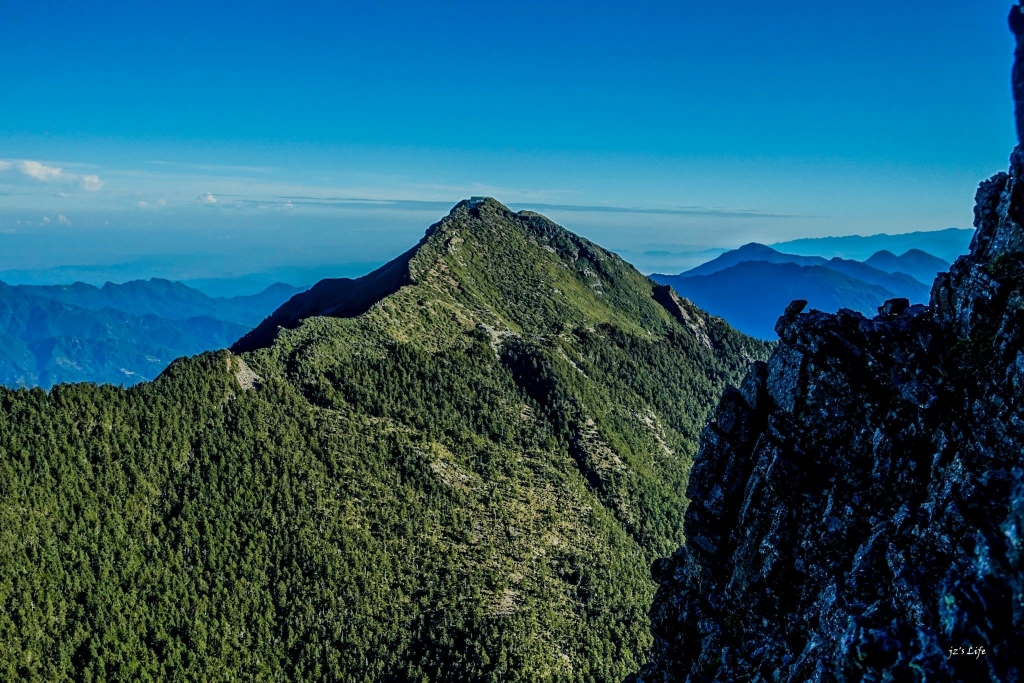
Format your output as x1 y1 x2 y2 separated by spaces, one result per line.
0 1 1015 279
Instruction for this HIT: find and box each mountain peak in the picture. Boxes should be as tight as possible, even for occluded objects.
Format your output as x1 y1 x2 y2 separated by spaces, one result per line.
231 198 502 352
736 242 778 252
677 243 827 278
419 197 517 245
232 199 722 354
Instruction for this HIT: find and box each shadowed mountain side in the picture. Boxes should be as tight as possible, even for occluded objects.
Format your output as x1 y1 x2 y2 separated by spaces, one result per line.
652 262 904 339
231 245 417 353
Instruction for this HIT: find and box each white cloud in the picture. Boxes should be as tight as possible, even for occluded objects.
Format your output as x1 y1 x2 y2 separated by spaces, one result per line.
41 216 51 225
80 174 104 191
57 214 71 225
138 200 149 208
201 192 217 204
156 198 167 206
19 160 64 182
0 159 105 192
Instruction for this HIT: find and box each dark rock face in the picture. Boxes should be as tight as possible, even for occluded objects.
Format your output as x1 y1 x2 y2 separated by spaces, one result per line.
633 7 1024 682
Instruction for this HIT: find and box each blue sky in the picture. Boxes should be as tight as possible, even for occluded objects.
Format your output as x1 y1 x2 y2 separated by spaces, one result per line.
0 0 1017 279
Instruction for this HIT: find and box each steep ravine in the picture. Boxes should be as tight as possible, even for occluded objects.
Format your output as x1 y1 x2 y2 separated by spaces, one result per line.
632 6 1024 682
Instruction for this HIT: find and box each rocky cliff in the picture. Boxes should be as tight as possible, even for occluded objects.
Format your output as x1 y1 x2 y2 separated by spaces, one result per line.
633 6 1024 682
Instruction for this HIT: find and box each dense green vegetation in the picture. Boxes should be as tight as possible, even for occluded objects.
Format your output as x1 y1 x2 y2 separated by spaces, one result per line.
0 199 769 681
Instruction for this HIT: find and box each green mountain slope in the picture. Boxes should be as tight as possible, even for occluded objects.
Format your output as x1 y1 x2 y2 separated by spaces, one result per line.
0 199 768 681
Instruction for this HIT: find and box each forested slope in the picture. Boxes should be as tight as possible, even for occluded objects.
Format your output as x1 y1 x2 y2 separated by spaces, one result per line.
0 199 768 681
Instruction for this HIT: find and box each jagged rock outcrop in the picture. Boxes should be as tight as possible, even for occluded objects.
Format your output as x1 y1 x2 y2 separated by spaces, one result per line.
633 7 1024 682
652 285 713 349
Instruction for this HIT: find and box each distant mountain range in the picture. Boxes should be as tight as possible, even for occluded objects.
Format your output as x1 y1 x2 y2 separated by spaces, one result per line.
0 228 971 383
652 242 954 339
771 227 973 263
0 262 383 297
862 248 950 285
0 279 303 388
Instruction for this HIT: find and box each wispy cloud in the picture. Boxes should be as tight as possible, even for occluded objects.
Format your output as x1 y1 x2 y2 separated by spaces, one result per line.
221 194 798 219
1 159 797 227
148 160 274 174
247 195 455 211
511 202 799 219
0 159 105 192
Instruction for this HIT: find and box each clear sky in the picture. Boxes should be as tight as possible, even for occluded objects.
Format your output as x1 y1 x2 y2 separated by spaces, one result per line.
0 0 1017 279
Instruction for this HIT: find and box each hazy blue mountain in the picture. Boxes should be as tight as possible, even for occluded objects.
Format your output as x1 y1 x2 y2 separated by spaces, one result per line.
681 243 929 297
0 263 182 287
771 227 973 262
610 247 728 274
863 248 950 285
652 261 911 339
0 261 378 297
0 279 302 388
182 263 383 297
14 279 303 326
684 243 828 276
23 335 221 388
0 334 36 388
817 258 930 299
